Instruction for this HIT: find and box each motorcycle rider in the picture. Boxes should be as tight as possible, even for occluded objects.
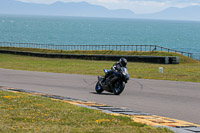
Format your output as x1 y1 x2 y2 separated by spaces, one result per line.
101 58 127 84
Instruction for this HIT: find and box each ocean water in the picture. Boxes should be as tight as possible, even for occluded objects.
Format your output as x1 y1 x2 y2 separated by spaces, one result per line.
0 15 200 57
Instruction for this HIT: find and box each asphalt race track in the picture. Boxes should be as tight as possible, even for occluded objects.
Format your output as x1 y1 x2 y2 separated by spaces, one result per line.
0 68 200 124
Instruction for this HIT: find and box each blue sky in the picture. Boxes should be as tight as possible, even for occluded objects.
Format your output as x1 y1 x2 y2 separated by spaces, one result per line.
18 0 200 14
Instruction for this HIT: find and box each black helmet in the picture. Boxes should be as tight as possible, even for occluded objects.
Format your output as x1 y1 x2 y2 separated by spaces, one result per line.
119 58 127 67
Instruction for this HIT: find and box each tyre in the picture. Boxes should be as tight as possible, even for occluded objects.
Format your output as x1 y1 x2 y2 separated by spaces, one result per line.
95 81 104 93
113 81 125 95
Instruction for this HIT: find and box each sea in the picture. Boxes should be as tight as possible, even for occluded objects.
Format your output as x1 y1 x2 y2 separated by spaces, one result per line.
0 14 200 59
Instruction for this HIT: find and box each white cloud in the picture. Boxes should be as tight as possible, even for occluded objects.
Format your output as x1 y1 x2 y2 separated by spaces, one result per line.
18 0 200 14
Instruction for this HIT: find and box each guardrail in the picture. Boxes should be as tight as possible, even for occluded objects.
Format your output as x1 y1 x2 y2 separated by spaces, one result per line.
0 42 195 59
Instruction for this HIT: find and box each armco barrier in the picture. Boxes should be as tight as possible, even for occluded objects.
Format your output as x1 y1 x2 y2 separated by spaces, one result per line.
0 50 179 64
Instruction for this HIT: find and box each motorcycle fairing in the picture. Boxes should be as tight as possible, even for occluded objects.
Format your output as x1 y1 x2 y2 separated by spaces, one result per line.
103 69 110 74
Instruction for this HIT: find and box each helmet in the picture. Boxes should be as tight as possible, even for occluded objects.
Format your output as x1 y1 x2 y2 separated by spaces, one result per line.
119 58 127 67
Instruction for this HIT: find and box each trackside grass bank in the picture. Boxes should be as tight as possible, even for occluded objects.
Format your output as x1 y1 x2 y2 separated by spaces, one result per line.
0 90 172 133
0 53 199 82
0 47 197 63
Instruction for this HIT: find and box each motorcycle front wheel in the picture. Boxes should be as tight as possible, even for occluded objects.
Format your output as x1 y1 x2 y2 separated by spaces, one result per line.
113 81 125 95
95 81 104 94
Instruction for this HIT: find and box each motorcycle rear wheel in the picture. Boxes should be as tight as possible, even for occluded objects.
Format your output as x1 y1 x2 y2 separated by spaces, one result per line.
113 81 125 95
95 81 104 93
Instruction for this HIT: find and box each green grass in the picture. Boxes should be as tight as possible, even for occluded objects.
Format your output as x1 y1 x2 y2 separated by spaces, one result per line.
0 47 197 63
0 90 172 133
0 53 200 82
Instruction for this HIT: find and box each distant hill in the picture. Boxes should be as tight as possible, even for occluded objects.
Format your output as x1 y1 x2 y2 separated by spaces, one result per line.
0 0 135 18
0 0 200 21
138 6 200 21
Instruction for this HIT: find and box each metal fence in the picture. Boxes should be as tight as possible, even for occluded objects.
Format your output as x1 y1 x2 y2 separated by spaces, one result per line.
0 42 197 59
191 53 200 60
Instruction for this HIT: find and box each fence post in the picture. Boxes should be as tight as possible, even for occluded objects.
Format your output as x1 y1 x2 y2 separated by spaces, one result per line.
190 53 192 58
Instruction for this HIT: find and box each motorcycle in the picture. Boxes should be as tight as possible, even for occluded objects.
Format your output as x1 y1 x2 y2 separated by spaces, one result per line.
95 67 129 95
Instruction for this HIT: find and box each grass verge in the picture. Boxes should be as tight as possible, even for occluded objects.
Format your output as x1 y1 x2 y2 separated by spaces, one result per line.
0 53 200 82
0 90 172 133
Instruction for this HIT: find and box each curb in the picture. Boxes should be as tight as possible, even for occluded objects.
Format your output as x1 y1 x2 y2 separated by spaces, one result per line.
1 87 200 133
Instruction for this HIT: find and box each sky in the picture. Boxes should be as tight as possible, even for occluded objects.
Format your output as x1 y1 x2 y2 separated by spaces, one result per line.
18 0 200 14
